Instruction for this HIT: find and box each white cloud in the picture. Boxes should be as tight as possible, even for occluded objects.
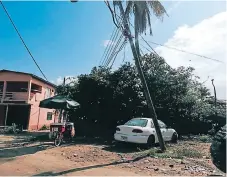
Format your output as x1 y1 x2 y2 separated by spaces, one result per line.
55 76 78 86
153 12 227 99
103 40 115 47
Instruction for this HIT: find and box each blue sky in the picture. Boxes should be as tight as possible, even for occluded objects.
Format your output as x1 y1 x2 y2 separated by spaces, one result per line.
0 1 226 98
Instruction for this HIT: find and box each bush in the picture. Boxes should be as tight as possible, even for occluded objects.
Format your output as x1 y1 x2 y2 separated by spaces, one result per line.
39 125 49 131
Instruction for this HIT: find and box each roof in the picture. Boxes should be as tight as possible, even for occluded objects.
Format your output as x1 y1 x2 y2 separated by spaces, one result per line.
0 69 56 88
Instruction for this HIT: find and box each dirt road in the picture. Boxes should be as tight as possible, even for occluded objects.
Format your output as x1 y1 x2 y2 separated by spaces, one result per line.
0 134 223 176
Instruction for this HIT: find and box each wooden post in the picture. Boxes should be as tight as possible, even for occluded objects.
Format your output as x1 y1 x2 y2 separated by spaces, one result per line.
1 81 6 103
5 105 8 126
28 80 32 102
37 108 41 130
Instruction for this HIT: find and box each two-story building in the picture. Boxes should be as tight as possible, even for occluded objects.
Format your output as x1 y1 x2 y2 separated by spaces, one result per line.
0 69 58 130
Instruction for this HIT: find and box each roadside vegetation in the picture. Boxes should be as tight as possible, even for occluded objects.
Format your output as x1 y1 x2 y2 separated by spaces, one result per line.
57 53 226 139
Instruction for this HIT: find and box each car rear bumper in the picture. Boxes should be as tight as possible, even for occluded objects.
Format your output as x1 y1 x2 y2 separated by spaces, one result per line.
114 133 149 144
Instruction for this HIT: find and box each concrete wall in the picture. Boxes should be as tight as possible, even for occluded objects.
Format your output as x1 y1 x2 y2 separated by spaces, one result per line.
28 77 58 130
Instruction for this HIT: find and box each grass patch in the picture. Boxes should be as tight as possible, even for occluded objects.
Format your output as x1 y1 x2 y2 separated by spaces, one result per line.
147 145 203 159
196 135 212 143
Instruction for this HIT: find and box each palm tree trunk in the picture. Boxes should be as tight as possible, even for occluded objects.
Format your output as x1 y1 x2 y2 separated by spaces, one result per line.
118 2 166 152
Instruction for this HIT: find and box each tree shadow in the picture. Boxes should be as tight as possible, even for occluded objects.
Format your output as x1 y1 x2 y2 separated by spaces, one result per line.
0 142 53 158
101 143 143 153
72 137 114 146
33 154 149 176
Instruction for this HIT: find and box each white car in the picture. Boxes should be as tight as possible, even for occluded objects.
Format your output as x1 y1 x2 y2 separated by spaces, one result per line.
114 118 178 147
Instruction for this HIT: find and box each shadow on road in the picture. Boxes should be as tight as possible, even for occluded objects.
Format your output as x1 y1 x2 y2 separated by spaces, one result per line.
72 137 144 153
0 143 53 158
102 143 142 153
33 154 148 176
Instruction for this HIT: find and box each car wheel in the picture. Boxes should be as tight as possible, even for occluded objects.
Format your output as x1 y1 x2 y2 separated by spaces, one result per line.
146 135 155 148
171 132 178 143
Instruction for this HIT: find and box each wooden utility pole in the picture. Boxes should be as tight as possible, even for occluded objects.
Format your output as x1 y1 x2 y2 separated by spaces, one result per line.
117 3 166 152
211 79 217 114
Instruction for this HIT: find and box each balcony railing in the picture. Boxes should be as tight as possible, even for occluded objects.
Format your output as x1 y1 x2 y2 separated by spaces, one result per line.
0 92 28 102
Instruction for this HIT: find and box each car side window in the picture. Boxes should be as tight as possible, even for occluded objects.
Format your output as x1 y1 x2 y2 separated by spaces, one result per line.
158 121 167 128
150 121 154 128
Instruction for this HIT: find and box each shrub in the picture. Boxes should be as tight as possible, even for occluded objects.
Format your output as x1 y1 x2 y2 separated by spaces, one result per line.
39 125 49 130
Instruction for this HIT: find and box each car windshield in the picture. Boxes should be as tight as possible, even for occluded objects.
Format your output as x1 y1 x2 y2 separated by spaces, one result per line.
124 119 148 127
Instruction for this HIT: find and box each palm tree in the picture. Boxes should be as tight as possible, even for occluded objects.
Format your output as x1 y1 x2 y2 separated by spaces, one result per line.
106 0 167 151
124 1 166 56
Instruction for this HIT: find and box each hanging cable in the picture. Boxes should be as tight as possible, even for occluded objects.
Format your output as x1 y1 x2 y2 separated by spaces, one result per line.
99 27 117 66
101 28 120 66
0 1 48 80
147 41 223 63
109 40 127 68
104 34 124 67
113 12 222 63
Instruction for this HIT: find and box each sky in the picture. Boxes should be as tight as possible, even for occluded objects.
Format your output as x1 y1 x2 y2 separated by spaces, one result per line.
0 1 226 99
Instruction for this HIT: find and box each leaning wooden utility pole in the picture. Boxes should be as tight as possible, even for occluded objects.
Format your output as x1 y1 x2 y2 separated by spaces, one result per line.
116 2 166 152
211 79 217 116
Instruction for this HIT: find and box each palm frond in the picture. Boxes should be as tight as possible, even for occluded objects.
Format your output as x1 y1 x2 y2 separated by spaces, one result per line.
145 6 152 35
148 0 166 20
125 1 133 20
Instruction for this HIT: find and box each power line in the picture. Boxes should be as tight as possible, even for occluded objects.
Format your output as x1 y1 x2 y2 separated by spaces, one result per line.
101 15 124 67
0 1 48 81
147 41 223 63
104 34 124 67
109 40 127 68
113 12 223 64
101 28 120 66
99 27 117 66
103 29 123 67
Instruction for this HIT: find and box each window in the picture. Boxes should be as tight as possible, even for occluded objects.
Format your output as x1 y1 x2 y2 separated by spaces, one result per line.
47 112 52 120
158 120 167 128
124 118 148 127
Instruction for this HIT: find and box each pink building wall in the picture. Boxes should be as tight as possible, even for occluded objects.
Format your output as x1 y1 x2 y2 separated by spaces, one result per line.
0 71 58 130
28 77 58 130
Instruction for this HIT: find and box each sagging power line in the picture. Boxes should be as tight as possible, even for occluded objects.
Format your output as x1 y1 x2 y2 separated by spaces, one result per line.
147 41 223 63
113 12 222 64
0 1 48 81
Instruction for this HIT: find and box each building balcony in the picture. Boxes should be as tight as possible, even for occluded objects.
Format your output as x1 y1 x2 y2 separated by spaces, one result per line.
0 92 29 103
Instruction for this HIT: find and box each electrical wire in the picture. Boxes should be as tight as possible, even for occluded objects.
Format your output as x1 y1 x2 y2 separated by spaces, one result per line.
0 1 48 81
101 28 120 66
113 11 222 64
99 27 117 66
147 41 223 63
110 40 127 68
104 34 124 67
